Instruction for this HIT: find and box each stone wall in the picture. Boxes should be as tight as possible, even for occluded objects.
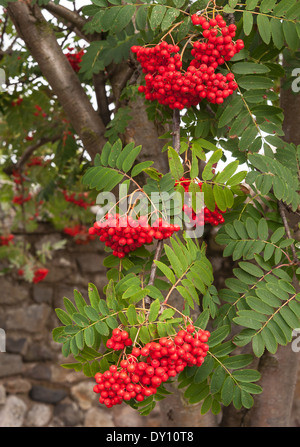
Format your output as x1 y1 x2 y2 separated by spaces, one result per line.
0 227 299 427
0 228 160 427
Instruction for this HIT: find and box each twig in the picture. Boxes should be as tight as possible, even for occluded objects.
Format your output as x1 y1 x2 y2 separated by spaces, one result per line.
278 200 298 263
144 239 164 308
145 109 182 306
4 134 61 176
172 109 181 153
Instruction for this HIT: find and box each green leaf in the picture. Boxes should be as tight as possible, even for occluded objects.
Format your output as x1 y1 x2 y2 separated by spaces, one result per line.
243 11 253 35
72 312 90 327
271 18 285 49
122 145 142 172
55 308 72 325
208 325 230 348
270 227 285 244
239 261 264 277
194 355 214 383
257 15 271 44
107 138 122 167
161 7 180 31
213 185 227 212
218 97 244 128
84 326 95 347
111 4 136 33
238 76 274 90
154 260 176 284
252 333 265 357
139 325 151 344
221 376 235 406
94 320 109 336
222 354 253 369
232 62 270 75
283 20 300 51
135 5 148 30
131 161 154 177
84 306 100 322
74 290 88 315
88 283 101 310
149 4 167 30
258 219 269 240
148 299 161 323
232 369 261 382
100 141 112 166
168 147 184 180
127 304 138 325
210 365 227 394
63 297 77 317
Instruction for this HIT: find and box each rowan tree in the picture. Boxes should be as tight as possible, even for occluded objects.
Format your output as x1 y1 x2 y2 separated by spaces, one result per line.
0 0 300 427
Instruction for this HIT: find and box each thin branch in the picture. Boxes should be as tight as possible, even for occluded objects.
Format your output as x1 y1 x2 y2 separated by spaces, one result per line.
0 14 9 51
43 1 101 43
172 109 181 153
278 200 298 263
93 72 111 127
4 134 61 176
43 2 87 32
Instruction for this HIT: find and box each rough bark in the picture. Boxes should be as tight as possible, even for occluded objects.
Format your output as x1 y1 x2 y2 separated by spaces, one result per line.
7 1 107 161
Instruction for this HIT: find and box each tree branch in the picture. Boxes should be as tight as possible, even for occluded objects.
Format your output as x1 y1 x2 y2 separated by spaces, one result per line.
278 200 298 263
3 134 62 176
93 72 111 127
43 1 101 43
7 1 107 161
43 2 86 33
172 109 181 153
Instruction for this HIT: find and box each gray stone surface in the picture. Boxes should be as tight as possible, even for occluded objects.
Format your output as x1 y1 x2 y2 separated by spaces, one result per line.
1 278 29 305
0 395 27 427
84 407 115 427
70 381 96 410
33 284 53 304
0 354 23 378
29 385 67 404
6 304 51 333
4 378 32 394
53 399 83 426
25 403 52 427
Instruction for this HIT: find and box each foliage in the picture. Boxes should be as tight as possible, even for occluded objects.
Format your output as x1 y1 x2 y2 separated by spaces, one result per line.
0 0 300 418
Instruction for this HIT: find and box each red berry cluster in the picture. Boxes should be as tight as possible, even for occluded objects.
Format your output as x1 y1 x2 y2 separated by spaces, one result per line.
131 14 243 109
106 328 133 350
12 194 32 205
0 234 14 246
65 47 84 72
93 325 210 408
11 97 23 107
89 213 180 258
33 105 47 118
176 177 225 226
62 190 95 210
63 224 97 245
190 14 244 66
26 156 44 167
12 170 25 185
18 267 49 284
